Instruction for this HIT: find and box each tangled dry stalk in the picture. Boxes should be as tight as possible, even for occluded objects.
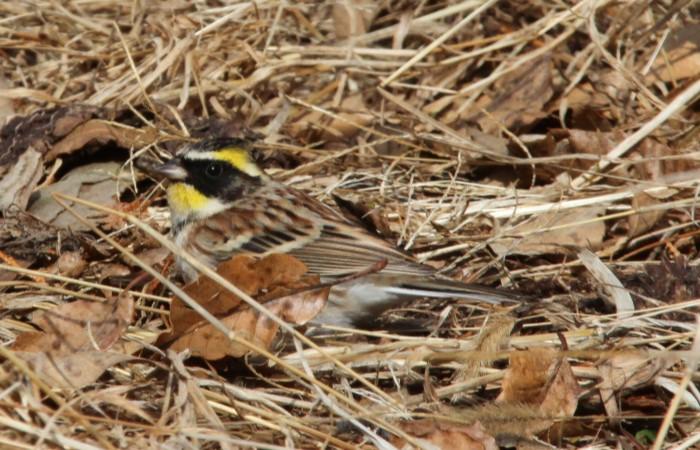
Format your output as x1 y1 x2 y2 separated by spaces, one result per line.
1 1 700 449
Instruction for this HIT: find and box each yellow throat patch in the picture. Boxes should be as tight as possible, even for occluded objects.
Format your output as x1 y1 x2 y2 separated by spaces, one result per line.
167 183 220 217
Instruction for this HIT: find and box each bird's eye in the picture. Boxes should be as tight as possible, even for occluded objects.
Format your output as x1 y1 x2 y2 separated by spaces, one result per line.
205 162 224 178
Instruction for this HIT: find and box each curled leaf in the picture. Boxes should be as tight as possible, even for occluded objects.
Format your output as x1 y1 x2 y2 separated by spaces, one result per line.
12 295 134 355
163 254 329 360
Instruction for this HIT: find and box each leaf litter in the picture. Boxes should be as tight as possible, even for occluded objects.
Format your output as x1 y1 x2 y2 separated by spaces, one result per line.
0 1 700 449
162 254 329 360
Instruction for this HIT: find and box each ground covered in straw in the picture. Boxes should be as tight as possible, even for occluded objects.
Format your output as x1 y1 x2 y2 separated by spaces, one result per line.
1 1 699 449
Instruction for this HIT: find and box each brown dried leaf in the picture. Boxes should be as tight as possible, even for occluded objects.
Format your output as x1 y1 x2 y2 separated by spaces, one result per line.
169 285 328 359
578 249 634 319
28 161 132 230
164 254 328 360
597 351 667 423
468 57 554 133
134 247 171 270
528 129 621 181
45 119 158 161
0 107 102 211
391 419 497 450
15 351 131 390
562 69 631 121
566 129 620 157
539 358 581 421
288 94 373 142
598 351 667 393
627 192 664 237
167 254 310 337
12 295 134 356
98 263 132 280
0 210 67 266
332 0 377 39
0 148 42 211
46 250 87 278
490 206 605 256
647 24 700 82
0 107 155 213
0 75 15 124
0 105 101 167
542 130 698 180
632 138 699 181
497 348 581 435
499 348 558 404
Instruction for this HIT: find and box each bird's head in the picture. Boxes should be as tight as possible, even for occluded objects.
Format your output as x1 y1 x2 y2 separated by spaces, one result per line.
145 138 266 224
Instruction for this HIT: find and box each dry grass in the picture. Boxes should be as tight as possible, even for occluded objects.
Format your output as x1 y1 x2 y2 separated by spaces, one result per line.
1 1 700 449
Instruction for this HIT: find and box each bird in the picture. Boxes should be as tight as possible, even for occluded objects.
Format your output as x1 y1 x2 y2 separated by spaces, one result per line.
143 137 518 328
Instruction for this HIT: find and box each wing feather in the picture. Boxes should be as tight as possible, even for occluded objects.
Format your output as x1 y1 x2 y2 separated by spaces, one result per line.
189 183 430 279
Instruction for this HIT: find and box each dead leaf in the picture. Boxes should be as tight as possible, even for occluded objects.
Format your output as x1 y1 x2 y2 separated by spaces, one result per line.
647 24 700 83
332 0 378 39
88 390 156 424
0 210 71 268
627 192 664 237
578 249 634 320
0 106 105 211
169 285 328 359
490 207 605 257
499 348 558 404
527 129 622 181
167 254 309 337
0 148 42 211
98 263 132 280
0 106 155 213
561 69 631 123
12 295 134 355
15 351 131 390
466 57 554 133
597 351 668 424
566 127 610 149
0 75 15 124
28 161 132 230
45 119 157 162
598 351 667 393
162 254 328 360
288 93 373 142
47 250 87 278
639 254 700 304
0 105 101 166
391 419 497 450
134 247 171 270
497 348 582 436
540 130 698 181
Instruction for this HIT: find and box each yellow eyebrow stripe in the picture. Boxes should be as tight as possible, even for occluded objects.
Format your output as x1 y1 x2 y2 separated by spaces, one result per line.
213 148 262 177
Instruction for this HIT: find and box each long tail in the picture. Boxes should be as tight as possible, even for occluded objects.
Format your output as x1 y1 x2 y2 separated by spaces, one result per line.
313 274 520 327
387 277 518 304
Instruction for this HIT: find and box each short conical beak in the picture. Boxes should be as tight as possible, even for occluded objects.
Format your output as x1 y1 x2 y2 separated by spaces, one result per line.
139 158 187 181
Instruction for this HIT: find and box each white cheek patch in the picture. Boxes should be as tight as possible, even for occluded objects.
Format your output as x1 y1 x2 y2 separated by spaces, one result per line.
192 197 229 219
